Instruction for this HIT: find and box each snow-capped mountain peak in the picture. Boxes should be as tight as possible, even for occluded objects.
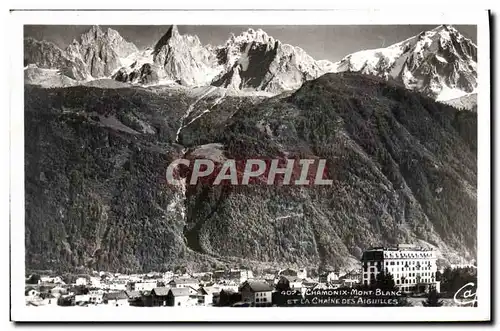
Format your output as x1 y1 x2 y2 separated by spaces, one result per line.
212 28 334 92
333 24 477 100
228 28 276 46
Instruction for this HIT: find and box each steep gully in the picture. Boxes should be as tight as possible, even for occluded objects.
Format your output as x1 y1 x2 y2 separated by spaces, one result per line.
172 87 228 255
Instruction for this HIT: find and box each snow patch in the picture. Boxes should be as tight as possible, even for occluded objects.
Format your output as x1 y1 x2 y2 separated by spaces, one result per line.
435 54 448 63
436 85 470 101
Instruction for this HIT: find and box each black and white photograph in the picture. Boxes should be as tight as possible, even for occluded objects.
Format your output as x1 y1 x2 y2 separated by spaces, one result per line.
8 8 491 323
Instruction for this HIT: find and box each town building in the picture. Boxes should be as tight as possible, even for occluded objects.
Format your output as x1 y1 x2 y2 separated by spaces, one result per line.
212 269 253 283
89 276 101 288
361 244 440 293
239 281 273 307
279 268 299 277
75 277 88 286
151 287 171 306
134 280 158 292
104 291 129 306
109 280 128 291
339 270 362 288
215 281 239 293
166 288 191 307
168 278 199 289
40 276 65 285
238 269 254 283
213 270 226 281
450 263 476 270
88 290 104 304
319 271 339 284
196 286 219 306
276 275 303 291
340 277 360 288
125 290 142 306
297 268 307 279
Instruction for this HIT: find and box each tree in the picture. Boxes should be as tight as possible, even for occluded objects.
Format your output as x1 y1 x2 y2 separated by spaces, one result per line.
422 289 443 307
275 277 291 292
26 274 40 284
439 267 477 294
373 271 396 291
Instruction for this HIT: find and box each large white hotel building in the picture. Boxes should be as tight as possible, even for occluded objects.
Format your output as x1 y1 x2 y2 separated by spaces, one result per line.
361 244 440 293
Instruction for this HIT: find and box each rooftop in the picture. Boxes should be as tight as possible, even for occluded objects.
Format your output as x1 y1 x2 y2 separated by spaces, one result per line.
198 286 219 295
125 290 141 299
367 245 434 252
103 291 128 301
240 281 273 293
152 287 170 296
169 278 198 285
169 288 190 297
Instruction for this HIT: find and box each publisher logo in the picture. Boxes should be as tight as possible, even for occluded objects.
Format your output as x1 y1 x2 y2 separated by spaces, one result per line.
453 282 477 306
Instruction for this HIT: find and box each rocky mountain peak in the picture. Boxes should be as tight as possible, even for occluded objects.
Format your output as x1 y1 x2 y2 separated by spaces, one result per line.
229 28 275 46
169 25 180 38
81 25 105 43
66 25 140 78
431 24 461 35
153 25 181 56
152 25 219 85
103 27 139 58
213 28 332 92
24 37 89 80
333 24 477 100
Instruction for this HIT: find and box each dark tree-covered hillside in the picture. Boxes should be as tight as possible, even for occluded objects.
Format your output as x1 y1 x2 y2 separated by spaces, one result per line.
24 73 477 272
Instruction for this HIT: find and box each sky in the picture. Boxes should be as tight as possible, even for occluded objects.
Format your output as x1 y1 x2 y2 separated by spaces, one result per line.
24 25 477 62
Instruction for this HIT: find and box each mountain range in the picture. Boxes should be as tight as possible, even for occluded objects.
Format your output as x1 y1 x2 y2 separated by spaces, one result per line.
24 24 477 102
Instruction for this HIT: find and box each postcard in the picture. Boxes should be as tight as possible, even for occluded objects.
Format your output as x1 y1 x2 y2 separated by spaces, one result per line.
9 9 491 322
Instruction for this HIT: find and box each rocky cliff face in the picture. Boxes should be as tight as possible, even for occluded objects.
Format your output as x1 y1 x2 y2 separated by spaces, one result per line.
102 27 138 58
24 38 89 80
152 25 221 86
212 28 333 93
333 25 477 100
113 62 160 85
66 26 123 78
25 72 476 272
25 26 140 83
